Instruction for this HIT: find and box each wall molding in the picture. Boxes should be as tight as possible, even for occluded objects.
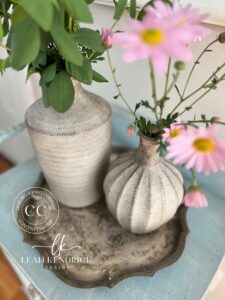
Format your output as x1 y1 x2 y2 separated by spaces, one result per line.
94 0 225 26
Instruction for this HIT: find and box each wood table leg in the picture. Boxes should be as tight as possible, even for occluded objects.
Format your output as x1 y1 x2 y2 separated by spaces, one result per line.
0 155 28 300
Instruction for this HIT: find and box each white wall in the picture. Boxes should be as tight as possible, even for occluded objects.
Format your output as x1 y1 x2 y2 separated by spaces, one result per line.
0 68 39 163
0 3 225 164
88 4 225 136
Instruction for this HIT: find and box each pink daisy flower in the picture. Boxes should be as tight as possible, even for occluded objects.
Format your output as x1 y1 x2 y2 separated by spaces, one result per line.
101 28 113 48
162 122 186 143
166 126 225 175
112 17 192 74
112 1 210 74
183 188 208 208
146 0 211 41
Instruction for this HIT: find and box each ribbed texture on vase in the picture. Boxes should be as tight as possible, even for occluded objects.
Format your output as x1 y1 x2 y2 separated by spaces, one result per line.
25 82 112 207
104 137 184 234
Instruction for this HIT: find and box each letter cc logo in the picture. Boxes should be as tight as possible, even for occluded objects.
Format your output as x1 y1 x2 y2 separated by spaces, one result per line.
13 187 59 234
25 204 47 217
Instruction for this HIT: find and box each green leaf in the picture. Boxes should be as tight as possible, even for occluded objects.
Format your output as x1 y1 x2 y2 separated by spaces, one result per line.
137 1 152 20
47 71 74 113
86 0 95 4
2 17 8 36
51 11 83 66
130 0 136 18
137 0 172 20
113 0 128 20
19 0 54 31
49 0 59 7
11 5 27 27
32 50 47 67
40 63 56 84
71 28 104 52
41 82 50 108
40 31 52 50
92 70 108 82
66 57 92 85
26 64 37 80
0 21 3 42
10 17 40 70
59 0 93 23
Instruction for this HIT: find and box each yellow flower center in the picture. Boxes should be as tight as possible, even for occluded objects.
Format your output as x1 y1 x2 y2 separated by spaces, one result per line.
141 29 165 45
193 138 215 153
170 129 180 139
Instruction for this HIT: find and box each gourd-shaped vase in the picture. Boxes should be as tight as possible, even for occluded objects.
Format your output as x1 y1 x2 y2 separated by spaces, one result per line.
104 135 184 234
25 81 112 208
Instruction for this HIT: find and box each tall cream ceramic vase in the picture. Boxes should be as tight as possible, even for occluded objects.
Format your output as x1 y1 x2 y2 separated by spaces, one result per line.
25 81 112 208
104 135 184 234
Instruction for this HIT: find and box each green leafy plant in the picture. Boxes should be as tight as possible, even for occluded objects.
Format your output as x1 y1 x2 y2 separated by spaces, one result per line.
0 0 108 112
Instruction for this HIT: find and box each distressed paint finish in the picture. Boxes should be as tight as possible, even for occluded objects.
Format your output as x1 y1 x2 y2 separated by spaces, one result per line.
1 110 225 300
25 81 112 208
104 135 184 233
0 123 26 144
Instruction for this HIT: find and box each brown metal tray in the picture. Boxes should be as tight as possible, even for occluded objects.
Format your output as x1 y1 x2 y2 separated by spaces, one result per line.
19 147 189 288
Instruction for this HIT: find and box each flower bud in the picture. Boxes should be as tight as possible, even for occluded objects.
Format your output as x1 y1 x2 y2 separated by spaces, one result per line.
127 125 136 137
174 61 185 71
101 28 113 49
218 32 225 43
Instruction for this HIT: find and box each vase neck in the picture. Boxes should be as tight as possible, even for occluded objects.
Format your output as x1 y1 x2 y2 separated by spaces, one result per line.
71 78 81 88
136 135 160 165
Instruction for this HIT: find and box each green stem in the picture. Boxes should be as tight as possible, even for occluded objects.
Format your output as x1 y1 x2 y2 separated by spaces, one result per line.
182 39 218 97
190 169 199 187
107 50 136 118
165 71 180 95
178 73 225 116
178 89 212 117
171 63 225 115
164 58 171 96
182 120 225 126
68 15 73 33
88 52 96 61
111 19 120 29
149 61 159 121
159 58 171 119
184 62 225 100
0 44 11 52
0 9 11 18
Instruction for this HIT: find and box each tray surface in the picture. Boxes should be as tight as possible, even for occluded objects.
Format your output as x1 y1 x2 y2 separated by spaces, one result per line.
20 148 189 288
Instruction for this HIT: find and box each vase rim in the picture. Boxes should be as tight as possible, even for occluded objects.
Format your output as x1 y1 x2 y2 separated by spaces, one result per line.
140 134 158 144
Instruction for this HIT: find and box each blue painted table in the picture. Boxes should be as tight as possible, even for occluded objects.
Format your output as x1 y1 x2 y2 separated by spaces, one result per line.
0 109 225 300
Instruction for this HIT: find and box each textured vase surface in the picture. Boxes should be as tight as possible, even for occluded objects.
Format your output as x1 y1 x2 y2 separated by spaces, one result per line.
25 81 112 207
104 135 184 234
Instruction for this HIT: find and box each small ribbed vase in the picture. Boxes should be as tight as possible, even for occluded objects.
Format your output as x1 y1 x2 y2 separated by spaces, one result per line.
25 81 112 208
104 135 184 234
